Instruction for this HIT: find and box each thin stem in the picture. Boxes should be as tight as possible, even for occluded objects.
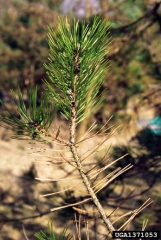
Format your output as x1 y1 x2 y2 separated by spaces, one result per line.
70 130 116 234
69 87 116 235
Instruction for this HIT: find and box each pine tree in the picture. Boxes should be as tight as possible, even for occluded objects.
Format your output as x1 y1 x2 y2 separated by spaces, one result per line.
0 16 150 239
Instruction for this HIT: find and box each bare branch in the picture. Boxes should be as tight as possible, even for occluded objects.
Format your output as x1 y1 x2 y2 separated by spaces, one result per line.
110 1 161 34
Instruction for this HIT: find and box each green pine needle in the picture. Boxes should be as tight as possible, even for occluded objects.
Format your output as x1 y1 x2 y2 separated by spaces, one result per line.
0 86 56 140
44 16 111 124
35 222 71 240
0 16 111 138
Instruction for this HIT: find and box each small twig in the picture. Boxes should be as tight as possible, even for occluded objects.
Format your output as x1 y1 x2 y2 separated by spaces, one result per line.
110 1 161 34
0 210 53 222
0 198 91 223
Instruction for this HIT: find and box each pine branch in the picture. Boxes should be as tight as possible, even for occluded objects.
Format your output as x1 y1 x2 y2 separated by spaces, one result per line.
0 16 151 239
0 86 57 140
65 17 115 234
44 16 111 124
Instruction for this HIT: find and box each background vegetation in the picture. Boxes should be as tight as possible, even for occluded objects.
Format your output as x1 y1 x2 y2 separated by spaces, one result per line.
0 0 161 239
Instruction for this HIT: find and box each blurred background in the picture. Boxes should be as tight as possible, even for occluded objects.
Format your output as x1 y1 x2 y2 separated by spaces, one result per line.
0 0 161 239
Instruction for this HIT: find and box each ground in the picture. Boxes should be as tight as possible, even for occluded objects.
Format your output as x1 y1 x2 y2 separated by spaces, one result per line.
0 116 160 239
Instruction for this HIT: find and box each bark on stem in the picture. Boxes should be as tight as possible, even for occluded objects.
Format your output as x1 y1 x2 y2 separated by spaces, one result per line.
69 100 116 235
